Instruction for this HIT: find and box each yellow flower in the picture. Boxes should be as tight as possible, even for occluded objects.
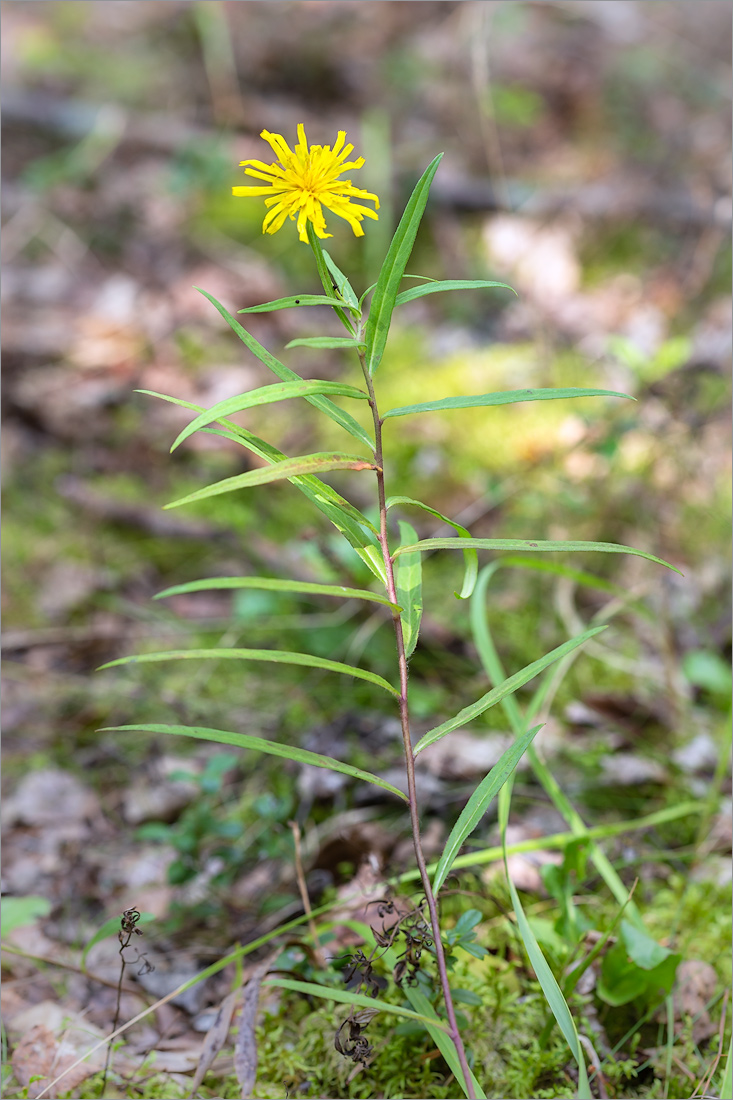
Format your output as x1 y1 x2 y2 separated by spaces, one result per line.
233 124 379 243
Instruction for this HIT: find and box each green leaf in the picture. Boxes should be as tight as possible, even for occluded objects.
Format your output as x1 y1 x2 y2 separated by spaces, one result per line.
504 869 591 1098
154 575 400 611
237 294 359 315
395 520 423 658
322 248 360 310
138 389 385 584
382 387 634 419
196 287 374 451
620 920 675 970
364 153 443 375
98 647 400 697
170 380 368 452
718 1033 732 1100
394 279 515 306
164 452 376 510
393 537 681 574
284 337 365 350
81 911 155 973
414 626 606 753
433 724 543 894
101 724 408 801
387 495 477 598
262 977 449 1030
1 896 52 936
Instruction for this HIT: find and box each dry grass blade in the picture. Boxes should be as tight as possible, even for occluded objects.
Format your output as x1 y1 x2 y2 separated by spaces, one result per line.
188 988 240 1098
235 948 281 1100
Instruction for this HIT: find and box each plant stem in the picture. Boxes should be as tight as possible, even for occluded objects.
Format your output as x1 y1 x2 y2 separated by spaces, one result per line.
359 353 477 1099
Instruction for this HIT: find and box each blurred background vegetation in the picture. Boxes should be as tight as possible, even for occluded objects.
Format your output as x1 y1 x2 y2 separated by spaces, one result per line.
1 2 731 1096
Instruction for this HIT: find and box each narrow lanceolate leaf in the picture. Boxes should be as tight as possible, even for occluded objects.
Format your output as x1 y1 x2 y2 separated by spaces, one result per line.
102 725 408 801
394 279 515 306
170 380 368 452
139 389 385 583
197 287 374 451
395 521 423 659
414 626 606 753
164 452 377 510
393 538 681 574
284 336 365 350
432 724 543 895
237 294 359 315
364 153 444 376
387 495 477 598
382 387 634 420
235 950 280 1100
99 650 400 696
154 576 401 611
505 868 591 1098
322 248 360 310
261 978 450 1030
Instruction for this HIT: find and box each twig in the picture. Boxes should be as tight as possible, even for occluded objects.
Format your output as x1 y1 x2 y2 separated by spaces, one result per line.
288 820 326 968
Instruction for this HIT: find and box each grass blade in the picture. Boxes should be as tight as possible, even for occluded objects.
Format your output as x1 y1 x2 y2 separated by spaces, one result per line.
364 153 443 376
170 380 367 452
382 387 634 419
414 626 606 753
261 977 450 1030
101 724 408 801
163 452 376 510
393 537 681 574
98 648 400 696
432 723 543 894
238 293 358 314
197 287 374 451
393 279 515 306
504 865 591 1098
395 520 423 658
397 985 486 1099
387 494 477 598
153 575 400 611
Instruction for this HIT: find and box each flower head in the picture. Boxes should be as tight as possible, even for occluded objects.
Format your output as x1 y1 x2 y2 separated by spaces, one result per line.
233 124 379 243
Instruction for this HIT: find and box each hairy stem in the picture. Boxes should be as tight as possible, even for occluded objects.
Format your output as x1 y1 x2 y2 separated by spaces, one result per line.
359 354 477 1099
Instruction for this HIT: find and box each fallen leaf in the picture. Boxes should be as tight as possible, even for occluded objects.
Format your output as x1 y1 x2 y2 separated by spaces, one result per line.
234 949 281 1099
189 988 239 1097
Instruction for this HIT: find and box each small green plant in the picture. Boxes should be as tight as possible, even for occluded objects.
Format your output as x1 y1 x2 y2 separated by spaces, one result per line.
99 126 682 1098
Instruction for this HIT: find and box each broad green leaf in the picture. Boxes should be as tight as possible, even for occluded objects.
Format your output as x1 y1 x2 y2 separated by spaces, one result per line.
262 977 449 1030
504 866 591 1098
394 537 681 574
1 896 52 936
387 495 477 598
414 626 606 753
237 294 359 315
196 287 374 451
394 279 515 306
395 520 422 658
138 390 385 583
98 648 400 697
382 387 634 420
170 380 367 452
285 337 365 350
101 724 408 801
432 724 543 894
322 248 360 310
164 452 376 510
364 153 444 375
154 576 400 610
81 911 155 973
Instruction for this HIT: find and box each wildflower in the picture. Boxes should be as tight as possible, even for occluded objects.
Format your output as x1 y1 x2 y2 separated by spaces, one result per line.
233 124 379 242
